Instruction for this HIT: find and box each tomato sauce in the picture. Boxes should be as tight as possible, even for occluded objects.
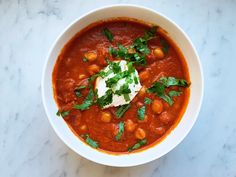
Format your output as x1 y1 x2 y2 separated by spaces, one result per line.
52 18 190 153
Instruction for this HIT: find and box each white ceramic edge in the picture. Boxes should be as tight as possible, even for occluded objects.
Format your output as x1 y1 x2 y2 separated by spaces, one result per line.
41 4 204 167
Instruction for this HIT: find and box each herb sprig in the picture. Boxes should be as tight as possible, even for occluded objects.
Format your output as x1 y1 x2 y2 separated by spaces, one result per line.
148 77 189 105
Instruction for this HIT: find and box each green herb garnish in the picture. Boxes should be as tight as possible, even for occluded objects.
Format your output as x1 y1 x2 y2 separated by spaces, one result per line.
160 77 190 87
160 38 170 54
115 83 131 96
74 85 86 97
144 97 152 105
73 88 94 110
105 70 129 88
128 139 147 152
169 90 182 98
109 26 157 66
148 77 189 105
115 104 131 118
82 134 99 148
96 89 113 108
137 106 146 120
115 122 125 141
102 27 113 42
56 110 70 118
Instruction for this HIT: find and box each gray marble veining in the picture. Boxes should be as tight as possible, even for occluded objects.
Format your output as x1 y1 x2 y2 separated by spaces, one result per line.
0 0 236 177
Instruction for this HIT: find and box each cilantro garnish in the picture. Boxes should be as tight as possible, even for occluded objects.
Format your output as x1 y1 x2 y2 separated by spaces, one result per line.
102 28 113 42
144 97 152 105
74 85 86 97
115 104 131 118
73 88 95 110
148 77 189 105
96 89 113 108
128 139 147 152
81 134 99 148
115 122 124 141
137 106 146 120
56 110 70 118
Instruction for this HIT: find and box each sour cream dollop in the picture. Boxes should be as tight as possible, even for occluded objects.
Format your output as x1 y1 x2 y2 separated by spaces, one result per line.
95 60 142 108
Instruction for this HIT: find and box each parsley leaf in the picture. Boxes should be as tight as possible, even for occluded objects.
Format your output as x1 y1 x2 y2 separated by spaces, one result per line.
73 88 94 110
109 61 121 73
144 97 152 105
102 28 113 42
137 106 146 120
74 85 86 97
115 104 131 118
169 90 182 98
115 84 131 96
148 77 189 105
115 122 124 141
56 110 70 118
160 77 189 87
105 70 129 88
160 38 170 54
147 82 165 96
96 89 113 108
159 94 173 105
128 139 147 152
82 134 99 148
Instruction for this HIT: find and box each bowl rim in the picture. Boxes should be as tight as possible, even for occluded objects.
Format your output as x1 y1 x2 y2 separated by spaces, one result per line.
41 4 204 167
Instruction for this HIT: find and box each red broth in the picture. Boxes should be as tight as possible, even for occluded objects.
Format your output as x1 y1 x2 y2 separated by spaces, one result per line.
52 18 190 153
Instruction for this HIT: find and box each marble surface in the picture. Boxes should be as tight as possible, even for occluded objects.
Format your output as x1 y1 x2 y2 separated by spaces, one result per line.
0 0 236 176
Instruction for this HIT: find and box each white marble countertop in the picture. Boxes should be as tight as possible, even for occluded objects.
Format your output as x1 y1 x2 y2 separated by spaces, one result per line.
1 0 236 176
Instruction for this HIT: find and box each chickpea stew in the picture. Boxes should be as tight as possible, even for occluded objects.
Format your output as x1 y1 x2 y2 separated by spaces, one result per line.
53 18 190 153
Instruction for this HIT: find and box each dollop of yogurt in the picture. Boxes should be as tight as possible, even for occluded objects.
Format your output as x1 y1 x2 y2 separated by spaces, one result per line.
95 60 142 108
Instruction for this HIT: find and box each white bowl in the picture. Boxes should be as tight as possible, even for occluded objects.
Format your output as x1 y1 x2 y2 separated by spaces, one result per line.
41 4 203 167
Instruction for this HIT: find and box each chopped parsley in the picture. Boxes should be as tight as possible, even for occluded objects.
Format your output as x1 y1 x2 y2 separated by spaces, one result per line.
115 83 131 96
169 90 182 98
148 77 189 105
73 88 95 110
144 97 152 105
115 122 124 141
74 85 86 97
109 26 157 66
160 77 190 87
96 89 113 108
56 110 70 118
115 104 131 118
105 70 129 88
102 27 113 42
128 139 147 152
82 134 99 148
137 106 146 120
160 38 170 54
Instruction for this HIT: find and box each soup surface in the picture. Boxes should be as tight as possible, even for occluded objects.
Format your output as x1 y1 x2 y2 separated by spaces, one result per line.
53 18 190 153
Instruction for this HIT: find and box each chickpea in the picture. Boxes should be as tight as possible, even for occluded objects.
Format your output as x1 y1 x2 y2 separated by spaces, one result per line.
159 111 172 124
138 115 148 123
125 119 136 132
135 128 146 139
138 86 147 97
88 64 100 75
153 47 164 59
78 74 87 80
84 51 97 62
80 124 87 131
139 70 150 82
101 111 112 123
152 99 163 114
